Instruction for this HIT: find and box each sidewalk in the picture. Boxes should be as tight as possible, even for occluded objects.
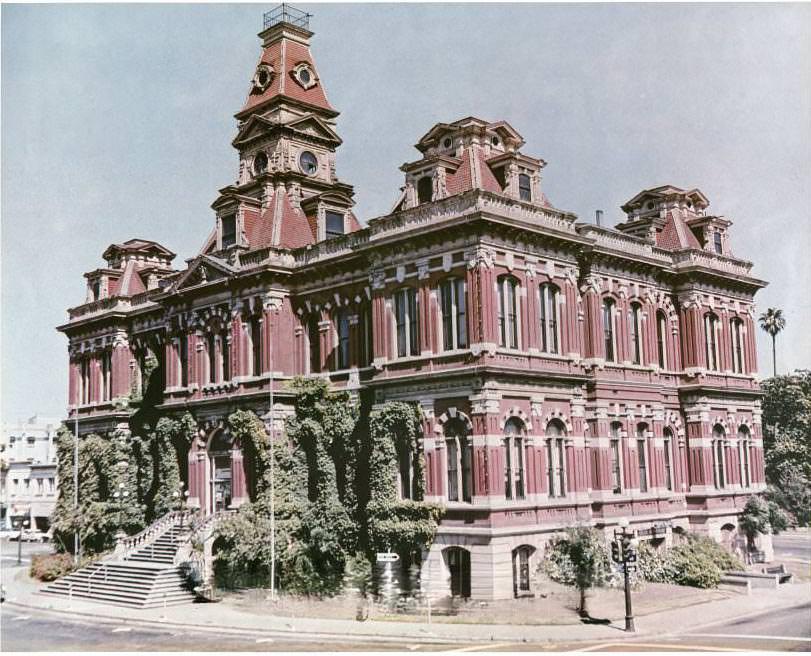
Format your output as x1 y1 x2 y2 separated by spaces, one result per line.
2 563 809 645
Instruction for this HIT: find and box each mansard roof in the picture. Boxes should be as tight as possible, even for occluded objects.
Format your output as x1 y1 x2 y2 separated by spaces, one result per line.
101 239 175 262
657 210 703 250
416 117 524 153
622 185 710 213
236 22 335 120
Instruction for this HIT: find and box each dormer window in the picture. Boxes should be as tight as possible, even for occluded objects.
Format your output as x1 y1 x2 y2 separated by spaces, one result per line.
518 173 531 202
417 176 433 204
325 210 345 240
292 63 317 90
221 214 237 249
713 232 723 254
92 280 101 301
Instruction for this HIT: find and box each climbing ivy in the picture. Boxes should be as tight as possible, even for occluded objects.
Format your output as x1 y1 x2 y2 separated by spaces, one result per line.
213 379 443 597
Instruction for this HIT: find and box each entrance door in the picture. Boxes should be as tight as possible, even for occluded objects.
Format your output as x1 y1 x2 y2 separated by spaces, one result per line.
212 455 232 512
446 547 471 598
513 546 533 596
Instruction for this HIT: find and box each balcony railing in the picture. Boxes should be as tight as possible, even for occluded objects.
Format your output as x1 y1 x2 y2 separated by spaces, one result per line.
263 4 311 31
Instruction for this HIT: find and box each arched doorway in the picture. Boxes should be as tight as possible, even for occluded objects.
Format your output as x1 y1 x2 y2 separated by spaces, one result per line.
512 545 535 597
444 547 471 598
208 430 232 513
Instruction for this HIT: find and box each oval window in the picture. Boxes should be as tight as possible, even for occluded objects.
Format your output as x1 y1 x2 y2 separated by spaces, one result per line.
443 137 452 148
299 68 311 85
299 151 318 175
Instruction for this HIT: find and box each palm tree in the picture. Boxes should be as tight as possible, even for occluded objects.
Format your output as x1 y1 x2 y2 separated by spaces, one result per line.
759 308 786 377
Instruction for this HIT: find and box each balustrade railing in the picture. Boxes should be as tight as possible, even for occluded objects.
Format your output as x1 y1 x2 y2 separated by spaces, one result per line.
110 509 193 562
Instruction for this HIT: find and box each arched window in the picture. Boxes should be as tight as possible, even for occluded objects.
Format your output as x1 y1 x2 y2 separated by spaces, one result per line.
207 332 217 384
636 423 649 493
444 547 471 598
518 173 532 202
663 427 674 492
308 315 321 374
738 425 751 488
394 288 419 357
445 419 473 503
440 278 467 351
545 419 567 498
513 545 535 596
730 318 745 374
704 313 720 371
498 276 519 349
603 298 616 362
656 310 668 369
609 421 623 494
712 424 726 489
539 283 559 354
417 176 433 204
629 302 643 365
396 439 415 500
250 316 263 377
503 418 526 500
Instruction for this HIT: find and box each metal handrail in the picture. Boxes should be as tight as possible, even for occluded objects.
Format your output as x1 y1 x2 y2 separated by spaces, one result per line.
87 562 108 596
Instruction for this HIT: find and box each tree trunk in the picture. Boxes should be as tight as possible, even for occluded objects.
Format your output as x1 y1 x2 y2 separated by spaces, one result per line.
772 334 777 377
579 586 588 617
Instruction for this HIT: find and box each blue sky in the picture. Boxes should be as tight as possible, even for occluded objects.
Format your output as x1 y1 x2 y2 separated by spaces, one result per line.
2 3 809 421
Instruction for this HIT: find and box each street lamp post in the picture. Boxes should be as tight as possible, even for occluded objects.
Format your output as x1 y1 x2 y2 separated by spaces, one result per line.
73 409 80 565
16 512 31 565
612 517 638 633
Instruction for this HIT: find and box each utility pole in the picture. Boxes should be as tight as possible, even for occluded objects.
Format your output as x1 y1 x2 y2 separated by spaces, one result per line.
73 409 80 565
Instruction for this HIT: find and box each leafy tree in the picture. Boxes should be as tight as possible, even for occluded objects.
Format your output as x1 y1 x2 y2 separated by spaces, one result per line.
541 527 613 616
759 308 786 377
760 371 811 525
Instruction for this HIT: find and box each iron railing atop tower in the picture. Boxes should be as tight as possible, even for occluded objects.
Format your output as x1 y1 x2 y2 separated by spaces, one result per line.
263 4 312 30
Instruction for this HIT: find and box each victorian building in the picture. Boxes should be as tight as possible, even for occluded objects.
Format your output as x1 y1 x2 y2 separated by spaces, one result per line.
58 7 768 599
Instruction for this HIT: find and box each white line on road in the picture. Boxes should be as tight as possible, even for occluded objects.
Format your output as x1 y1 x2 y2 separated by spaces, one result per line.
574 642 742 652
11 616 30 621
448 643 513 652
111 627 132 633
689 633 811 642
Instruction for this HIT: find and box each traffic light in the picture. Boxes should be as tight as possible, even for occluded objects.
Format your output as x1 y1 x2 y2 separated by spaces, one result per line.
626 547 637 563
611 540 621 563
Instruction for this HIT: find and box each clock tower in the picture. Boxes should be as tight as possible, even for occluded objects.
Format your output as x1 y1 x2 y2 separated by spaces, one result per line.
207 5 358 254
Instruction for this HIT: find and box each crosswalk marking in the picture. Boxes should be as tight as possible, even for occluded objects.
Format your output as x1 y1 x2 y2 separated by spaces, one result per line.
11 615 30 621
111 627 132 633
689 633 811 642
448 643 513 652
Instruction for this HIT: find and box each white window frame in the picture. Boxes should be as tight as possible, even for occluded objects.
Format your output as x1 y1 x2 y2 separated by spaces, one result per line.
497 276 520 350
539 283 560 354
503 419 527 500
394 288 420 358
440 278 467 351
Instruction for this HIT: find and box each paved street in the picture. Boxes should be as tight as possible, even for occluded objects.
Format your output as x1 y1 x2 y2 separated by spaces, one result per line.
773 530 811 564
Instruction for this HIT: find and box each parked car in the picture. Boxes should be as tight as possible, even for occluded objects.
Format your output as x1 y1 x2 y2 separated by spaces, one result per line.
9 529 46 542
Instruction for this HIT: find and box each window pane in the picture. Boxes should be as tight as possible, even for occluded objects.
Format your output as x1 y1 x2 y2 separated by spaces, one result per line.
456 280 467 348
603 300 615 362
417 176 433 204
504 438 513 499
441 281 454 351
325 211 345 239
637 439 647 492
221 215 236 248
461 439 473 502
408 288 419 355
518 173 531 201
447 439 458 502
396 291 407 357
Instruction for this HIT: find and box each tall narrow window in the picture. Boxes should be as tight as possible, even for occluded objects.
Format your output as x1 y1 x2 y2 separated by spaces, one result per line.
629 303 643 365
337 311 351 370
101 351 112 402
610 421 623 494
663 427 674 492
712 425 726 489
207 333 217 383
539 283 560 354
308 316 321 374
417 176 433 204
250 317 262 377
81 359 90 404
440 279 468 351
705 313 719 371
498 276 519 349
546 420 567 498
397 442 413 500
395 288 420 357
179 336 189 387
731 318 745 374
445 419 472 503
360 304 373 367
325 210 345 240
637 424 648 493
656 310 668 369
221 330 230 381
503 418 526 500
603 299 616 362
221 214 237 248
713 231 723 254
518 173 532 202
738 426 751 488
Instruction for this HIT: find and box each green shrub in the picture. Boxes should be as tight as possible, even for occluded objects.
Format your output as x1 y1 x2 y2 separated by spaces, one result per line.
639 533 745 589
30 553 78 582
637 541 679 584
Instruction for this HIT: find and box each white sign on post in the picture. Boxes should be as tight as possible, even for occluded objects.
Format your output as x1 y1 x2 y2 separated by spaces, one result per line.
376 552 400 563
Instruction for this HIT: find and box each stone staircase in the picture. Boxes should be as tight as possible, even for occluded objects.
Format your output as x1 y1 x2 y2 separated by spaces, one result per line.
41 513 199 608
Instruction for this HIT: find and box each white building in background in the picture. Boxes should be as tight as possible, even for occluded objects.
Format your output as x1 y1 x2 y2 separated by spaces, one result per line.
2 416 61 532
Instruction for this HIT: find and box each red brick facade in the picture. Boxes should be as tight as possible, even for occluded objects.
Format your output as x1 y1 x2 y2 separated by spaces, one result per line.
58 13 767 599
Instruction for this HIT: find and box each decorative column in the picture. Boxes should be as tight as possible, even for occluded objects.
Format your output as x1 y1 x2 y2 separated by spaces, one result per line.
187 440 207 512
111 332 131 399
524 261 540 352
569 394 591 500
678 292 705 370
587 403 613 496
415 258 433 356
370 267 389 367
744 313 758 375
561 268 580 357
68 357 80 408
684 403 714 493
230 311 242 380
230 448 248 508
465 247 497 356
580 275 604 360
469 390 501 502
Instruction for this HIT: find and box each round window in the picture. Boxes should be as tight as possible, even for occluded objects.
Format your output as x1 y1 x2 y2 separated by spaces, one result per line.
492 136 500 146
443 137 452 148
253 151 268 175
298 67 312 85
299 151 318 176
257 69 270 87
